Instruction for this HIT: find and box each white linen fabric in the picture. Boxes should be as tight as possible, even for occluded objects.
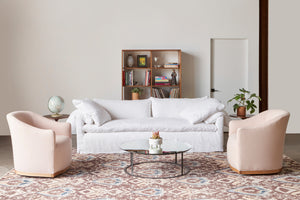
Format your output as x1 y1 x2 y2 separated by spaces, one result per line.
66 110 80 134
204 112 224 124
180 98 225 124
151 96 208 118
82 118 217 133
72 99 111 126
93 99 151 119
204 111 230 126
70 98 225 153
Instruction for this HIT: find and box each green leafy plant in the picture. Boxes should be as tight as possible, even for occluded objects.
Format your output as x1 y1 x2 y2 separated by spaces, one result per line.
131 88 143 95
227 88 261 114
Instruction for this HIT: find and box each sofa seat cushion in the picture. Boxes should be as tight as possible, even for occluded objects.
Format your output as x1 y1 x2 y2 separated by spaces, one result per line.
82 118 218 133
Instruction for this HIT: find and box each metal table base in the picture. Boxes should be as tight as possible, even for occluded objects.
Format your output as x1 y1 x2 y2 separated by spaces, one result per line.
124 152 190 179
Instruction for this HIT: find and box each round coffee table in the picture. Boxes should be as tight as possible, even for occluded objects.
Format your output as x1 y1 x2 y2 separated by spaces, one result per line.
120 139 192 179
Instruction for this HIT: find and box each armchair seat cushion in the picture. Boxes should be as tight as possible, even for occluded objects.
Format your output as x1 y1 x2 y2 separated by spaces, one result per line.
82 118 218 133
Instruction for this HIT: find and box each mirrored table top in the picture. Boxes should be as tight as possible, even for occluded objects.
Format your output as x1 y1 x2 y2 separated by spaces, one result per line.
120 139 192 155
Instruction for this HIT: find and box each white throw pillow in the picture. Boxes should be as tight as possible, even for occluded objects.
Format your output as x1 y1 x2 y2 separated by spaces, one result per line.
93 99 151 119
151 96 208 118
204 112 224 124
72 99 111 126
180 98 225 124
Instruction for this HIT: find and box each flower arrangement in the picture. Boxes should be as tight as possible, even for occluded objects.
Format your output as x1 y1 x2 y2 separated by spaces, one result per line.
151 131 161 139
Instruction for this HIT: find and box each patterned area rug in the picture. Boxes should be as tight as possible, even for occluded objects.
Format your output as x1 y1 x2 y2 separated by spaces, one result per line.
1 151 300 199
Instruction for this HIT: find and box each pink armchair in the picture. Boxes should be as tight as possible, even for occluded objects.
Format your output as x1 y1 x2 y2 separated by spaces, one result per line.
7 111 72 177
227 109 290 174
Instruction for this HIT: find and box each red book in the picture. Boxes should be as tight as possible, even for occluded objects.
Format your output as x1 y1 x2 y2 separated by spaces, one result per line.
157 83 170 85
122 71 125 86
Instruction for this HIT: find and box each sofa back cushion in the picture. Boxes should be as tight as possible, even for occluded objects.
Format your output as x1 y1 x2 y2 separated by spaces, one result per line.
93 99 151 119
151 97 209 118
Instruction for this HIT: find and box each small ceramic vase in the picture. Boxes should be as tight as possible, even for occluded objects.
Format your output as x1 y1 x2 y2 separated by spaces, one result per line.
149 138 162 154
127 54 134 67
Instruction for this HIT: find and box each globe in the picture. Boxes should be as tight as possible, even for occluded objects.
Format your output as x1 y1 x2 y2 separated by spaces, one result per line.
48 96 64 116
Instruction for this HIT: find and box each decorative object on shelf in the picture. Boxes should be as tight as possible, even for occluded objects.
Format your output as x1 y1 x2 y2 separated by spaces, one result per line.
153 56 162 68
227 88 261 118
137 55 147 67
131 88 142 100
149 131 162 154
127 54 134 67
48 96 65 117
171 69 177 85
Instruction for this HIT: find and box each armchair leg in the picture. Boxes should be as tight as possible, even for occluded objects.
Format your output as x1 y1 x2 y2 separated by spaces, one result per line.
229 164 282 175
15 166 70 178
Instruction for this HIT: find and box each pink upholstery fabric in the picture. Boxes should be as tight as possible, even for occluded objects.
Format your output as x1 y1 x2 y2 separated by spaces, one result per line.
6 111 72 176
227 109 290 173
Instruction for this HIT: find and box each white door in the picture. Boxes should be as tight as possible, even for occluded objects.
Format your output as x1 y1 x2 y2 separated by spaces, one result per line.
211 39 248 115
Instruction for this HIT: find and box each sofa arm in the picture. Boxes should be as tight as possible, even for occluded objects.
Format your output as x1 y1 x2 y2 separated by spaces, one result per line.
215 115 224 151
75 114 86 153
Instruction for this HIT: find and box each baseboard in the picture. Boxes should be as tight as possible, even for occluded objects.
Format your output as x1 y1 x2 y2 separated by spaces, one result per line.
0 128 10 136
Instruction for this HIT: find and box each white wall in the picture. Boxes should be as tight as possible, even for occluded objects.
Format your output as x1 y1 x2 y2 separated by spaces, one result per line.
0 0 259 135
269 0 300 133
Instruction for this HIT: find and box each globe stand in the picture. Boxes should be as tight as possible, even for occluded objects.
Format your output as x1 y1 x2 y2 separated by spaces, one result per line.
51 113 62 117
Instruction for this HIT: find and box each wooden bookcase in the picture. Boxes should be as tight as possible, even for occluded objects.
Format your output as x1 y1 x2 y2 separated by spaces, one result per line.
122 49 182 100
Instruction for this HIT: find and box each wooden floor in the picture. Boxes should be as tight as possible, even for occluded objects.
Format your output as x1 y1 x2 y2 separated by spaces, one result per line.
0 134 299 176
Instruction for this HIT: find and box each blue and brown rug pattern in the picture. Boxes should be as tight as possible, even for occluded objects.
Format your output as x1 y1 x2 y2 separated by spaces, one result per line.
0 151 300 199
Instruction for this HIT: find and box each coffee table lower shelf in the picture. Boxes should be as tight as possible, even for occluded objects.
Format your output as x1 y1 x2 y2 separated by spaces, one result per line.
124 152 190 179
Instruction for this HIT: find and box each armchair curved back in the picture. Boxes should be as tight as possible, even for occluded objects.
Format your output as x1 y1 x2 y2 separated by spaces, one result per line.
6 111 72 177
227 109 290 174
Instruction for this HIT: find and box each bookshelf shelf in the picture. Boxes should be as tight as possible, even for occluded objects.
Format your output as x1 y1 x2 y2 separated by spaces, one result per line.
124 85 151 88
122 49 182 100
124 67 150 70
153 85 179 87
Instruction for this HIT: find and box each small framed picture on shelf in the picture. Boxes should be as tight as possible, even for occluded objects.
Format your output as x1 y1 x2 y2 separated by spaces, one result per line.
137 55 147 67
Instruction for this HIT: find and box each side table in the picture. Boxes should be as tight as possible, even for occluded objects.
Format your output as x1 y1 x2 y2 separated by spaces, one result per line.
229 114 253 120
44 114 69 122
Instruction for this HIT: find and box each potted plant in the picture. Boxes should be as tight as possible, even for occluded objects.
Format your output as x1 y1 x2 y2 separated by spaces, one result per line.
131 88 142 100
227 88 261 118
149 131 162 154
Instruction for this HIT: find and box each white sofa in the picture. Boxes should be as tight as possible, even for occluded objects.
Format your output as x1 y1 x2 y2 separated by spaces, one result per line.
69 97 225 153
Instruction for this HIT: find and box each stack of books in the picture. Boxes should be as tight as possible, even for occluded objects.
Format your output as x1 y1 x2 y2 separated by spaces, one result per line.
123 70 133 86
155 76 170 85
152 88 169 98
164 63 179 68
144 70 151 86
169 88 180 98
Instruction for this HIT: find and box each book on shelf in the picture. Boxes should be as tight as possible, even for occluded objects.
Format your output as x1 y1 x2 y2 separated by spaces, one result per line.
144 70 151 86
155 75 169 85
164 63 179 68
125 70 134 86
152 88 169 98
169 88 180 98
122 71 125 86
155 79 169 82
155 76 168 81
155 82 170 86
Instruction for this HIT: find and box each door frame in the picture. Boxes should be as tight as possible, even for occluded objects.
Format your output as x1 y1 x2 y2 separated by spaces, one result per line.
259 0 268 112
